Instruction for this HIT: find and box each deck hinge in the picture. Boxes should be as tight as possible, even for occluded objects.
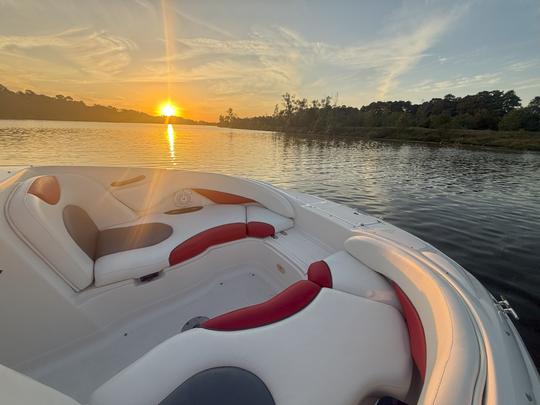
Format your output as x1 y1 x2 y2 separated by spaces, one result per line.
495 295 519 320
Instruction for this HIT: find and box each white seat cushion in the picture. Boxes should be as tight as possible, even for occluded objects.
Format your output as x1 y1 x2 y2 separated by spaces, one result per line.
246 205 293 233
323 251 400 309
89 288 412 405
0 364 80 405
8 175 136 290
94 205 247 286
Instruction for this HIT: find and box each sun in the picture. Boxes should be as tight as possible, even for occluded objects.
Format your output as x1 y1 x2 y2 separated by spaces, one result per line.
158 101 179 117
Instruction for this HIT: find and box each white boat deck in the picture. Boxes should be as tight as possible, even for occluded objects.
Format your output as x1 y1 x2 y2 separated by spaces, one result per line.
18 229 334 403
265 228 334 273
21 265 280 403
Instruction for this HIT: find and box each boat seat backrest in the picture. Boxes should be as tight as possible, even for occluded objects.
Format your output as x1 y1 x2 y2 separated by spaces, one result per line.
8 175 137 290
345 235 482 405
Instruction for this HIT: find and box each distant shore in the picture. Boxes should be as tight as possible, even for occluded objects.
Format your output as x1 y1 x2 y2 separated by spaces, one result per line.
0 84 213 126
324 126 540 151
0 117 214 126
217 91 540 151
216 124 540 151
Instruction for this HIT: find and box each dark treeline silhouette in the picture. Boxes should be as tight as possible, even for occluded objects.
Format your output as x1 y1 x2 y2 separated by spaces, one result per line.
0 84 209 125
218 90 540 134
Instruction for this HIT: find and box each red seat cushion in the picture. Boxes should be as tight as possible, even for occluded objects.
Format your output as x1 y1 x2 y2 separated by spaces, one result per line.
247 222 275 238
201 280 321 331
392 282 427 381
307 260 333 288
28 176 60 205
169 223 247 266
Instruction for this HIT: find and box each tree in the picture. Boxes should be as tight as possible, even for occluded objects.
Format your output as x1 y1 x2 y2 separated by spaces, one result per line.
212 89 538 132
430 114 452 128
218 108 238 126
499 108 540 131
281 93 295 117
499 110 525 131
501 90 521 114
226 108 237 122
528 96 540 114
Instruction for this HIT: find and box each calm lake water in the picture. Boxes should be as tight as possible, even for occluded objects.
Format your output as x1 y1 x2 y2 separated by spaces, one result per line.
1 120 539 367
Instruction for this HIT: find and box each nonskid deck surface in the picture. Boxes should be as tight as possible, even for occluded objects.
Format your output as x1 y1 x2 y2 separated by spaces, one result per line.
22 265 281 403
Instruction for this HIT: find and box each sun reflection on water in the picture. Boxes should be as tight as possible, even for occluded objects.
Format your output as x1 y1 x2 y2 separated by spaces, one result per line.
167 124 175 163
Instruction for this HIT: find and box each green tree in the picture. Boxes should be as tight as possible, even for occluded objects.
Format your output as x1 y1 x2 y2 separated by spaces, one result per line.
528 96 540 114
499 108 540 131
499 110 525 130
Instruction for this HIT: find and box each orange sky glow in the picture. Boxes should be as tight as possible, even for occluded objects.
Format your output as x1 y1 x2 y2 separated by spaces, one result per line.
1 0 539 121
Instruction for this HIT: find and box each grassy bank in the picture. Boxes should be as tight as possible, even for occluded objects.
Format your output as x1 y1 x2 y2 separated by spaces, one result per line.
318 126 540 151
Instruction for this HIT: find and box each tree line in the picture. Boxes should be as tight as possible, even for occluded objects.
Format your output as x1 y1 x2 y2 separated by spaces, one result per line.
0 84 207 125
218 90 540 133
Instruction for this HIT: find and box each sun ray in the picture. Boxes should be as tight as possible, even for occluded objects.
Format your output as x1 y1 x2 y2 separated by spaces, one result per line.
161 0 176 101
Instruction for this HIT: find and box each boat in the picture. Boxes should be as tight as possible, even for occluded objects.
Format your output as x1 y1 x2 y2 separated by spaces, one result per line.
0 165 538 405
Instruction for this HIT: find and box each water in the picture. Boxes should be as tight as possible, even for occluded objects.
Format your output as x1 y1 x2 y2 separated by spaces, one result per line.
1 120 539 368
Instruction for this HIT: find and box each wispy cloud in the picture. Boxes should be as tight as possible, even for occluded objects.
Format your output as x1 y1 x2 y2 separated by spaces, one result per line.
513 77 540 90
411 73 502 93
0 28 136 81
0 0 483 118
135 3 466 101
173 7 234 38
507 59 539 72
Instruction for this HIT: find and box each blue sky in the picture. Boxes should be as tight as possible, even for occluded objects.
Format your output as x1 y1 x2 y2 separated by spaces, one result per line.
0 0 538 120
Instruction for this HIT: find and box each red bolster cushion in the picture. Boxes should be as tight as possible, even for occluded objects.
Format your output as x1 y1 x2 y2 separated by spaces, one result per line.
201 280 321 331
28 176 60 205
247 222 275 238
392 282 427 381
169 223 247 266
307 260 333 288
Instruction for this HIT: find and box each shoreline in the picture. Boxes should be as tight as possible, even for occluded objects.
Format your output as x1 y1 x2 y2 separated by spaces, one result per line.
1 118 538 152
0 117 215 126
219 125 540 152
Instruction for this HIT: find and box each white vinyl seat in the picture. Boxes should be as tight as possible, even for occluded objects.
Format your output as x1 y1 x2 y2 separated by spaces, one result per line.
7 174 137 290
94 205 247 286
246 205 294 234
96 204 295 286
0 364 80 405
310 251 400 309
8 175 295 290
345 235 482 404
89 288 412 405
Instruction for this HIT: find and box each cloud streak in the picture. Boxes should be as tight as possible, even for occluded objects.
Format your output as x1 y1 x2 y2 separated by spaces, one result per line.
137 4 465 101
0 27 136 81
411 73 502 94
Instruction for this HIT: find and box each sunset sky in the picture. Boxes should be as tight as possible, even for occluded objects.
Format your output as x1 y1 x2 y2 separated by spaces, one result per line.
0 0 539 121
